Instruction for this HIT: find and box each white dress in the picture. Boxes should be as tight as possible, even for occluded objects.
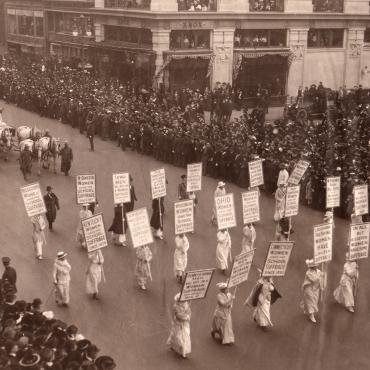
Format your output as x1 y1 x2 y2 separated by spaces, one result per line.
277 169 289 187
334 261 358 308
86 250 104 294
242 225 256 252
301 268 322 315
31 215 46 257
253 279 274 327
212 292 235 344
76 209 92 247
216 231 231 270
174 235 189 277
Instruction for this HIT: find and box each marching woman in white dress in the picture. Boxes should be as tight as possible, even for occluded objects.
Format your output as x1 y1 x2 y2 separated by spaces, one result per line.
76 204 92 248
241 223 256 253
174 234 189 284
333 252 358 313
301 259 323 323
216 229 231 275
31 214 47 260
167 293 191 359
211 282 235 344
86 249 105 300
135 245 152 290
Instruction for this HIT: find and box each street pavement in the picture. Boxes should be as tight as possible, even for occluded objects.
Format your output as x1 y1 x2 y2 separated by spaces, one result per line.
0 101 369 370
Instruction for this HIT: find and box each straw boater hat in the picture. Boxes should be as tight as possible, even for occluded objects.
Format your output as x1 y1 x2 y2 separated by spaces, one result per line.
305 259 319 268
19 348 41 367
57 251 67 260
216 282 228 290
217 181 226 188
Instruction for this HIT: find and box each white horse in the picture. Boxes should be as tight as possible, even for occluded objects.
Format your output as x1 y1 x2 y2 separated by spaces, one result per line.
16 125 42 141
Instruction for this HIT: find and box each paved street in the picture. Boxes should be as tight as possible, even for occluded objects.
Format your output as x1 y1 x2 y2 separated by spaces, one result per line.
0 101 369 370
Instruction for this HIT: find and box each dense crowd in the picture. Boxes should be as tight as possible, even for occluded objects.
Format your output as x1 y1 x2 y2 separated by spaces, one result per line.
0 54 368 218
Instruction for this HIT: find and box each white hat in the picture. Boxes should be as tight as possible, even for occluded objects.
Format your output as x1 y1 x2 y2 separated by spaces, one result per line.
42 311 54 320
324 211 333 218
57 251 67 260
82 203 90 207
216 282 228 290
174 293 181 301
217 181 226 188
305 259 318 268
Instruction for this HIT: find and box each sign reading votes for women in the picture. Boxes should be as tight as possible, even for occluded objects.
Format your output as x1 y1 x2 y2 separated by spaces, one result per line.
186 163 202 192
126 208 153 248
215 193 237 230
81 213 108 253
228 250 255 288
242 190 260 224
326 176 341 208
349 223 370 261
284 185 300 217
353 185 368 216
248 159 264 188
179 269 215 302
150 168 166 199
112 172 130 204
313 223 333 264
20 182 46 217
288 160 310 185
76 174 96 205
262 242 294 277
174 200 194 235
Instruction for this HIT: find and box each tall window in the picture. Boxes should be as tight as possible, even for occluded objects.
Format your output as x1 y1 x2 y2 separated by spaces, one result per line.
104 26 152 47
249 0 284 11
307 29 344 48
313 0 343 12
234 30 287 48
177 0 217 11
364 28 370 43
49 13 93 37
104 0 150 9
170 30 210 49
7 10 17 34
7 9 44 37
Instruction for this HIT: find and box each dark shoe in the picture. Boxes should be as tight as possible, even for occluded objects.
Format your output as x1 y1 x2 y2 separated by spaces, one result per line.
62 303 69 307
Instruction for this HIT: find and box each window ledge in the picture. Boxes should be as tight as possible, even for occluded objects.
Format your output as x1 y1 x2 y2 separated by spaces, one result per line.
306 47 344 52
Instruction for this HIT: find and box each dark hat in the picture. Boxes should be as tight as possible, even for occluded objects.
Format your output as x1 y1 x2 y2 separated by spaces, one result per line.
77 339 91 351
181 174 186 179
46 185 52 191
2 256 10 264
95 356 116 370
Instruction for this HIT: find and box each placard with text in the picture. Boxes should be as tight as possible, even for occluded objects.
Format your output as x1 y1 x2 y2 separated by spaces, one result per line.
228 250 255 288
215 193 237 230
353 184 368 216
262 241 294 277
313 223 333 264
126 208 154 248
20 182 46 217
186 163 202 192
76 174 96 205
112 172 131 204
81 213 108 253
150 168 166 199
284 185 300 217
248 159 264 188
242 190 260 224
174 200 194 235
326 176 341 209
179 269 215 301
288 160 310 185
348 222 370 261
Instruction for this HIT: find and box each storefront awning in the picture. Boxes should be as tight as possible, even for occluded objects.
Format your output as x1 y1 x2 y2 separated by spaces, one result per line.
164 50 213 60
234 49 292 59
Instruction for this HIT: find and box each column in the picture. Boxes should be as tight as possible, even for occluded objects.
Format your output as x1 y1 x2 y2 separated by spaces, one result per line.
151 29 170 88
212 28 235 86
284 0 312 12
287 28 308 96
151 0 178 11
344 27 365 88
218 0 249 12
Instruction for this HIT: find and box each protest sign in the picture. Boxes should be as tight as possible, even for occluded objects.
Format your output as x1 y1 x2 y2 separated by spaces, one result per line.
81 213 108 253
353 185 368 216
179 269 215 301
228 250 255 288
242 190 260 224
20 182 46 217
126 208 153 248
284 185 300 217
313 223 333 264
150 168 166 199
288 160 310 185
262 242 294 277
348 223 370 261
248 159 264 188
174 200 194 234
112 172 130 204
76 174 96 205
326 176 341 209
186 163 202 192
215 193 237 230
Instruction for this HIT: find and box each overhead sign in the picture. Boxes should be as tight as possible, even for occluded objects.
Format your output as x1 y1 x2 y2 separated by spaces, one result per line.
150 168 166 199
179 269 215 302
326 176 341 209
262 241 294 277
76 174 96 205
186 163 202 192
228 250 255 288
112 172 131 204
20 182 46 217
348 222 370 261
126 207 153 248
353 184 368 216
81 213 108 253
174 200 194 235
248 159 264 188
313 223 333 264
288 160 310 185
215 193 237 230
242 190 260 224
284 185 300 217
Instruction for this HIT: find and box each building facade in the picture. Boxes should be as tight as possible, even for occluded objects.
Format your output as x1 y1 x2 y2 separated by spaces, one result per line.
2 0 370 96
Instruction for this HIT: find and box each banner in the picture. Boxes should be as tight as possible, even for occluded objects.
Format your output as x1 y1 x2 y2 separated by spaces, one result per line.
288 160 310 185
81 213 108 253
76 174 96 205
248 159 264 188
150 168 166 199
126 207 153 248
20 182 46 217
313 223 333 264
242 190 260 224
215 193 237 230
262 241 294 277
174 200 194 235
186 163 202 192
284 185 300 217
348 222 370 261
179 269 215 301
326 176 341 209
353 185 368 216
112 172 131 204
228 250 255 288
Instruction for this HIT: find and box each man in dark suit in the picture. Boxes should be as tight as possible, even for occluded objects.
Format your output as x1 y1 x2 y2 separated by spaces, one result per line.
44 186 60 230
2 257 17 293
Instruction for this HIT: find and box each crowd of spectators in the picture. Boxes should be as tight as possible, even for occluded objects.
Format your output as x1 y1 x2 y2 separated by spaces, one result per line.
0 54 368 218
249 0 283 11
177 0 216 11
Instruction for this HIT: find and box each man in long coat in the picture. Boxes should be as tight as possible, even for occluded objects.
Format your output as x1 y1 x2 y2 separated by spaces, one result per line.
44 186 60 230
59 141 73 176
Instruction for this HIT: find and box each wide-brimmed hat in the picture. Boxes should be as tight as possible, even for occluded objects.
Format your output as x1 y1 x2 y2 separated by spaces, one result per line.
216 282 228 290
305 259 319 268
217 181 226 188
57 251 67 260
19 348 41 367
2 256 10 264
